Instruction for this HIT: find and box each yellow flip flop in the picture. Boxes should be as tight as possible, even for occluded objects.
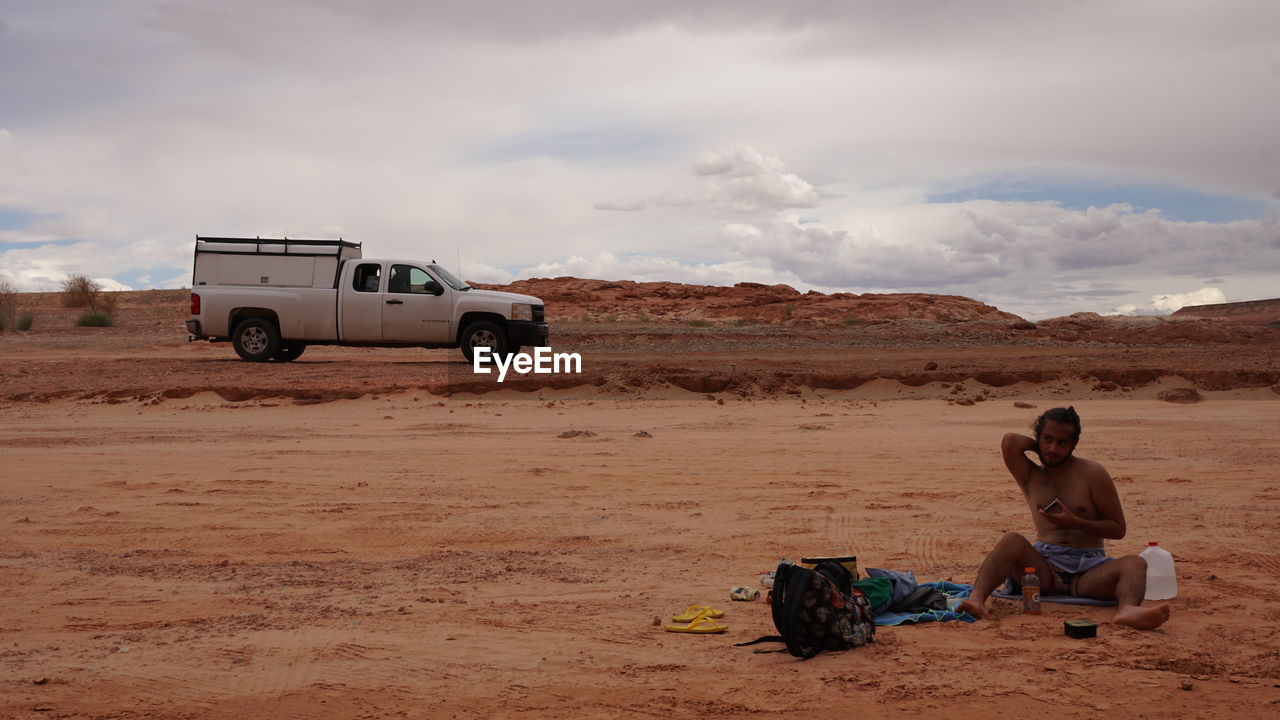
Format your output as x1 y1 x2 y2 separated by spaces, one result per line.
664 615 729 634
672 605 725 623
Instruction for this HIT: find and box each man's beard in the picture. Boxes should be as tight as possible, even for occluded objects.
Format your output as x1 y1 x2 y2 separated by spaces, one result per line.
1039 449 1073 467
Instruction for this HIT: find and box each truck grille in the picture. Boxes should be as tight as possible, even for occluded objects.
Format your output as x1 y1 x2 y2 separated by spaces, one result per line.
532 305 544 322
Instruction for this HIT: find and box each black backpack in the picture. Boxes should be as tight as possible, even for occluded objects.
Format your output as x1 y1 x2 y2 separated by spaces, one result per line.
737 560 876 659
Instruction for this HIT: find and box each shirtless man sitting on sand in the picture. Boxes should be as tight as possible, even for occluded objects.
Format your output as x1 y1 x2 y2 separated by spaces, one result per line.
955 407 1171 630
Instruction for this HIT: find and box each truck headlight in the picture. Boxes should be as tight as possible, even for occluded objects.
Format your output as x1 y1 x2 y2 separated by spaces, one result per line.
511 303 532 322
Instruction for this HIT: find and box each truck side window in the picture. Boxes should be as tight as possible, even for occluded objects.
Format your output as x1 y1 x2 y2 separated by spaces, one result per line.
354 264 381 292
389 265 441 295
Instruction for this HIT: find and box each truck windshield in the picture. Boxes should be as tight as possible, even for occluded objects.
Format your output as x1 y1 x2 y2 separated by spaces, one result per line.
429 264 471 291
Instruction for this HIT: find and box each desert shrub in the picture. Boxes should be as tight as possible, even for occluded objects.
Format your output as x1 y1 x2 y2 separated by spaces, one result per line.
61 274 119 315
783 303 795 318
61 274 96 307
686 319 712 327
76 312 114 327
844 317 864 326
0 278 17 330
17 313 34 331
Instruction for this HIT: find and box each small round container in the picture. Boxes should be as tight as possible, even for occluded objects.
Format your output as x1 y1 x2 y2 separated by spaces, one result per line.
730 586 760 601
1064 620 1097 639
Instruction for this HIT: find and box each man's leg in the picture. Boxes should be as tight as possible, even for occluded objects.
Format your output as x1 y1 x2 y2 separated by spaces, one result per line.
1073 555 1171 630
956 532 1058 618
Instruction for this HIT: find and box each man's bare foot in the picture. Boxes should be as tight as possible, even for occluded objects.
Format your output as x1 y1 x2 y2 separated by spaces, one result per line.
956 597 986 618
1113 603 1171 630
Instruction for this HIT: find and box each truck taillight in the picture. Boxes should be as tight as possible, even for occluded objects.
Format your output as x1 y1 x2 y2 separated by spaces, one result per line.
190 293 201 315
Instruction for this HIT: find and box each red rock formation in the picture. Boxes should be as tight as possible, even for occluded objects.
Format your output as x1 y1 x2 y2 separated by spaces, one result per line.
473 277 1031 327
1172 298 1280 326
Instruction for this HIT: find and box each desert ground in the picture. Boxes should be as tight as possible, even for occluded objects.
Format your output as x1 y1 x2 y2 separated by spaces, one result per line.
2 287 1279 718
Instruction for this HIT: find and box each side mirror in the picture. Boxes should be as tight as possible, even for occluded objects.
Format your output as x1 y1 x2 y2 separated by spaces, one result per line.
424 280 444 296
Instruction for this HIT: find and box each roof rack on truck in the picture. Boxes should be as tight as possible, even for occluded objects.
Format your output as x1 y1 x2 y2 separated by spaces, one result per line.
195 236 362 257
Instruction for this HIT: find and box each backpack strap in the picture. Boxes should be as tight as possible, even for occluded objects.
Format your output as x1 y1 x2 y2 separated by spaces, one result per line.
733 635 789 653
777 562 817 658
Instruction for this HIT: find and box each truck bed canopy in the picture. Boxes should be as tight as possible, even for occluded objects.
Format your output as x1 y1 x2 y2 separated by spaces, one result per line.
193 236 362 289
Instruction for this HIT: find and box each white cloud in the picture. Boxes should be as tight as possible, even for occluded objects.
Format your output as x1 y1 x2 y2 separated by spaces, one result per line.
517 251 792 287
1111 288 1228 316
0 242 101 290
691 147 820 211
717 200 1278 318
458 260 516 284
95 278 133 292
596 146 820 213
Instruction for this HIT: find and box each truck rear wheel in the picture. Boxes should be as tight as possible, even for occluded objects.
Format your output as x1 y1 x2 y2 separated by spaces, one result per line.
232 318 281 362
460 320 508 363
273 343 307 362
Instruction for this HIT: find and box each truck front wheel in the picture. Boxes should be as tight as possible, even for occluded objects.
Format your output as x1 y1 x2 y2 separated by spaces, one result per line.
232 318 281 362
460 321 509 363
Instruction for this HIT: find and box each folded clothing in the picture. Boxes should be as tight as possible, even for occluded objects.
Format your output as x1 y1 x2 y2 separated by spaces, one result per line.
865 567 918 610
875 581 977 626
850 577 893 614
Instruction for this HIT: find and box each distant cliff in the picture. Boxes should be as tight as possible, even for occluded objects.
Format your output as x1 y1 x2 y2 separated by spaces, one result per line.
1173 298 1280 325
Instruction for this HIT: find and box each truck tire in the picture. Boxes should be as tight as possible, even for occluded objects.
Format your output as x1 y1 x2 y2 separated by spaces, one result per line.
232 318 281 362
460 320 508 363
273 343 307 362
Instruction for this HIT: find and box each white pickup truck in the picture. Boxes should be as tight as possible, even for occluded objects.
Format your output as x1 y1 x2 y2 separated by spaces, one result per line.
185 236 549 362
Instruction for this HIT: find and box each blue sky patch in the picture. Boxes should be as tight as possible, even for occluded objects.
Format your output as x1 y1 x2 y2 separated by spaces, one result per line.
476 126 678 165
113 264 192 290
926 174 1274 223
0 207 50 232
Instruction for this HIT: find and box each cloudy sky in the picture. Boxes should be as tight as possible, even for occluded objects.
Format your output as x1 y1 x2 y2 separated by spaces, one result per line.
2 1 1278 319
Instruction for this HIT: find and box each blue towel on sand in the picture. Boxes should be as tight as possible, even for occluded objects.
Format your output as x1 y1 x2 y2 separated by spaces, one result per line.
991 587 1117 607
874 581 977 626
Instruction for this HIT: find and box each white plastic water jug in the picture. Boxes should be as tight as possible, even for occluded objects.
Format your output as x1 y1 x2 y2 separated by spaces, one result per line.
1139 541 1177 600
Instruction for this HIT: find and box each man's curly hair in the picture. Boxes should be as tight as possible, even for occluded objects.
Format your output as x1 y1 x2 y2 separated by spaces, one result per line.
1033 406 1081 442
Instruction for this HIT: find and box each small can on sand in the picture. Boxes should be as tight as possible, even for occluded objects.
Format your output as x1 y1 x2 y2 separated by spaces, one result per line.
730 586 761 601
1064 620 1097 639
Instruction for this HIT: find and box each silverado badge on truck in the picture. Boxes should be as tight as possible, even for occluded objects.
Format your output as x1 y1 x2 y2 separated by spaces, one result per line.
186 236 549 362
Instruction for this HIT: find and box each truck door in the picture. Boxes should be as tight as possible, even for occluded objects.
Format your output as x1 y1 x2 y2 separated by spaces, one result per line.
382 264 453 343
340 262 385 341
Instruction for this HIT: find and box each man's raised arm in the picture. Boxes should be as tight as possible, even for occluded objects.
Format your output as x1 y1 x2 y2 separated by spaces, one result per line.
1001 432 1038 487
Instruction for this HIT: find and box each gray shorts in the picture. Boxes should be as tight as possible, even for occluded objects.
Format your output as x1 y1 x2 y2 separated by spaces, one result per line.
1006 541 1114 596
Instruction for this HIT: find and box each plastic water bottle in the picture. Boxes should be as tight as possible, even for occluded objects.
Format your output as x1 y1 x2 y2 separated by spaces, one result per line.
1022 567 1041 614
1140 541 1177 600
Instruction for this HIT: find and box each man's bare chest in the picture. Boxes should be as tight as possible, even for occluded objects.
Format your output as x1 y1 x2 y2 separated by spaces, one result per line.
1025 471 1098 518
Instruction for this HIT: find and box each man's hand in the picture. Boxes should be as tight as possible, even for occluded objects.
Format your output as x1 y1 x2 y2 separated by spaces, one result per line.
1039 500 1079 529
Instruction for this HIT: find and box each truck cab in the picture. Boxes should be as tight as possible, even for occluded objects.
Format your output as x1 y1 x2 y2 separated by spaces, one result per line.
337 258 546 351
